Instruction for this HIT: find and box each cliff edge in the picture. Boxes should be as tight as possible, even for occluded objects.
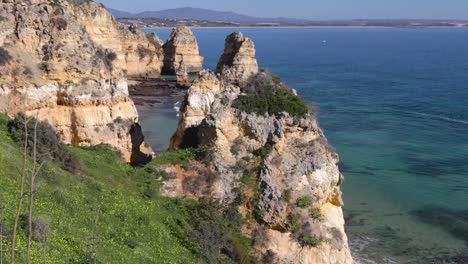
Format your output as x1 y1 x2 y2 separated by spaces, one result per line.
168 35 354 263
0 0 153 163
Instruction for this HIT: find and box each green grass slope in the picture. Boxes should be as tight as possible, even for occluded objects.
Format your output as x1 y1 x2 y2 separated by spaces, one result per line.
0 113 252 263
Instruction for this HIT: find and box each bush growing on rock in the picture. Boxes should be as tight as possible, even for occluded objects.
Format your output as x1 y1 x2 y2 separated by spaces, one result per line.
253 144 273 160
0 47 12 66
296 195 313 208
298 234 322 247
310 208 323 221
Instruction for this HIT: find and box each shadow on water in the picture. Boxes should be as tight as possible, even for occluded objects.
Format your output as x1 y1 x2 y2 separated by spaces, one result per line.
398 151 468 178
410 206 468 246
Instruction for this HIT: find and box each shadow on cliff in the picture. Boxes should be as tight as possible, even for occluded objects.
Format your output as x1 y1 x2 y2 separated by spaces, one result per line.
130 123 152 166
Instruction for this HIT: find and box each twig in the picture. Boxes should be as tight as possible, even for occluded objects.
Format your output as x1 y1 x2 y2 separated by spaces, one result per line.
10 117 30 264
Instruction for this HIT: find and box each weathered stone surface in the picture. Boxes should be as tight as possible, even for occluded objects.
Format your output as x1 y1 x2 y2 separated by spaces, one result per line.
73 1 164 78
0 0 152 163
162 26 204 86
217 32 259 86
170 69 353 263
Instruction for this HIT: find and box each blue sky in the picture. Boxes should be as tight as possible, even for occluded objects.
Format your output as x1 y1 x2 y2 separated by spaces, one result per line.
97 0 468 20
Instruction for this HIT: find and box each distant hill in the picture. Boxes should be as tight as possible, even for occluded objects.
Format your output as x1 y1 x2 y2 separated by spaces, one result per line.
108 7 468 28
107 8 134 19
108 7 314 25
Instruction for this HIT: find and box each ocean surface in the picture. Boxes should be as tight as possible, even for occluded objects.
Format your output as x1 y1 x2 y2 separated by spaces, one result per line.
141 28 468 263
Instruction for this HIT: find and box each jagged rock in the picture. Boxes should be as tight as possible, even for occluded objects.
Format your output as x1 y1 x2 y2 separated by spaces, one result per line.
0 0 152 162
162 26 204 86
170 70 240 149
171 69 353 263
217 32 259 86
72 1 164 78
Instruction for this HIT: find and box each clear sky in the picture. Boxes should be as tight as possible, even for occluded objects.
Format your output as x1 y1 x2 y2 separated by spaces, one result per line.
97 0 468 20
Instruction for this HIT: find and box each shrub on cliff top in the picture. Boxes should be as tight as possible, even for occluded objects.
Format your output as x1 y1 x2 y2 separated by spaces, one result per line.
232 72 309 118
0 47 12 66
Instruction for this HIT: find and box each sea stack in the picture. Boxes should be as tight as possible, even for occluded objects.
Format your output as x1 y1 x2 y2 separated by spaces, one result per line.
162 26 204 86
217 32 259 86
168 32 353 263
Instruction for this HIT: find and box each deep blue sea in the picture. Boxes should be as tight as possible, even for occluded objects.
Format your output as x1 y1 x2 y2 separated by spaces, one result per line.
142 28 468 263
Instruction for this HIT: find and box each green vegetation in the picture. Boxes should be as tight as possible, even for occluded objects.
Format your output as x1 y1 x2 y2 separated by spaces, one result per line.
149 147 208 166
310 208 323 221
298 235 322 248
253 144 273 161
232 72 309 118
287 214 300 233
8 113 81 173
0 113 251 263
0 47 12 66
296 195 313 208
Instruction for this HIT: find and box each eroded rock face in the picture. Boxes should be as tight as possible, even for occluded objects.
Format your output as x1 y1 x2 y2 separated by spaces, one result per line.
0 0 152 163
73 1 164 78
216 32 259 86
162 27 204 86
170 71 353 263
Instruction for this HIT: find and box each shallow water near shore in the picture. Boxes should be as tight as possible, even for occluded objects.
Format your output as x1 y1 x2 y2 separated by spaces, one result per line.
139 28 468 263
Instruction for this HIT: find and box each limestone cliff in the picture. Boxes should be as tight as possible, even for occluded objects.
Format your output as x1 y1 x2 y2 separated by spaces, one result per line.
169 31 353 261
216 32 259 86
0 0 151 164
72 1 164 78
162 26 204 86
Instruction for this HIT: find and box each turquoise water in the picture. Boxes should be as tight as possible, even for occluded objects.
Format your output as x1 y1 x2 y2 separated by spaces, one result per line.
143 28 468 263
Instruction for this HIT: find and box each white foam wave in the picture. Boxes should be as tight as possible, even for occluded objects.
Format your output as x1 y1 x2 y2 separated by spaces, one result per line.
350 236 400 264
174 101 181 117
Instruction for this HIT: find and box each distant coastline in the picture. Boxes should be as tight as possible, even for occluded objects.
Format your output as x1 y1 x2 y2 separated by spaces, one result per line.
142 25 468 29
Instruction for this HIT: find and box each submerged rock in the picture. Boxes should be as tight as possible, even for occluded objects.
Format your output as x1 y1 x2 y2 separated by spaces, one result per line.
217 32 259 86
162 26 204 86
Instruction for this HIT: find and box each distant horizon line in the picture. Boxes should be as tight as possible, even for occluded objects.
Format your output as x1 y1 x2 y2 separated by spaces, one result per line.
104 6 468 22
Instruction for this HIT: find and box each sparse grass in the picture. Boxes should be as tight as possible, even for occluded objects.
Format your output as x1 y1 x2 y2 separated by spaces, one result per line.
0 113 251 263
149 147 208 166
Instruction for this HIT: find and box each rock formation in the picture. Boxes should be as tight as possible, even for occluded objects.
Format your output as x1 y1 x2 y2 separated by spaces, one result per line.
216 32 259 86
0 0 152 164
162 26 204 86
169 70 353 262
72 1 164 78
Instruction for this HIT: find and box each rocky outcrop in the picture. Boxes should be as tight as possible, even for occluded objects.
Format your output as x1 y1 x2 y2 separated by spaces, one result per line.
72 1 164 78
0 0 152 163
162 27 204 86
169 69 353 263
216 32 259 86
